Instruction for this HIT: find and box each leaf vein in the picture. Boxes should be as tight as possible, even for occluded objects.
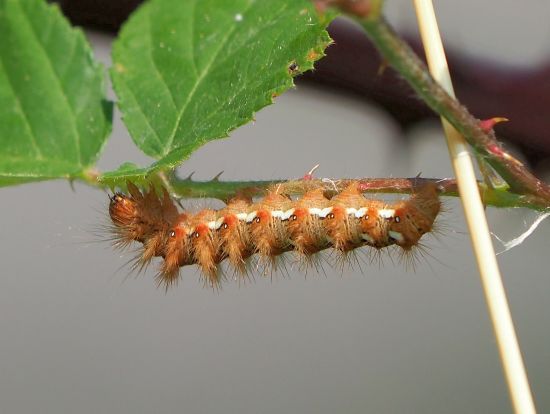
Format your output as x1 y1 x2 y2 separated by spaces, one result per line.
0 57 44 159
18 2 83 165
146 11 178 113
163 0 256 155
189 0 198 77
120 79 165 152
59 34 77 80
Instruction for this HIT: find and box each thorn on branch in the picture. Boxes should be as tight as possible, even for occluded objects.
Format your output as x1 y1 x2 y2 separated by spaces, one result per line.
480 117 509 133
212 171 224 181
303 164 320 180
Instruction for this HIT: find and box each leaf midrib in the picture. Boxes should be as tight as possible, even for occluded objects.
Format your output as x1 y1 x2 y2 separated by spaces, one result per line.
162 0 256 156
0 56 45 160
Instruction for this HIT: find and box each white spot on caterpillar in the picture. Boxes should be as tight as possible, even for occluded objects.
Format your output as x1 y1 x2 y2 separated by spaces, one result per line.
308 207 322 216
207 221 217 230
346 207 368 218
378 209 395 219
271 210 284 219
389 231 404 242
246 212 257 223
236 213 247 221
235 13 243 22
361 233 375 244
215 217 225 229
318 207 333 218
282 208 295 220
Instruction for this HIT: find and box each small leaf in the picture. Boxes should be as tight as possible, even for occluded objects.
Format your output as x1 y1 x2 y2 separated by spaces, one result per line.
0 0 112 186
99 162 151 189
108 0 331 180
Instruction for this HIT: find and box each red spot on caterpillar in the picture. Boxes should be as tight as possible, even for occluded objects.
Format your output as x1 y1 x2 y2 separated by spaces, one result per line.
107 181 441 289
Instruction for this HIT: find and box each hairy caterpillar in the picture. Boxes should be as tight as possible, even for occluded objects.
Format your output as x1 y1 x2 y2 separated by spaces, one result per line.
108 180 441 289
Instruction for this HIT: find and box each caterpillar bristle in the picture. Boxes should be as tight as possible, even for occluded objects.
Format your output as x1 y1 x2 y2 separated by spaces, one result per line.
106 180 442 289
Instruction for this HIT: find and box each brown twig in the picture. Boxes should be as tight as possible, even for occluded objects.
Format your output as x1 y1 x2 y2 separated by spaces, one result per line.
318 0 550 205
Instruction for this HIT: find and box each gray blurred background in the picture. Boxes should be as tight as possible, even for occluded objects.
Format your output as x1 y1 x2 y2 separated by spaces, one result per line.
1 1 550 413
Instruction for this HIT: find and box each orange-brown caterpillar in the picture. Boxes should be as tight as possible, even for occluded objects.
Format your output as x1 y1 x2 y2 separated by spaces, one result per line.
108 181 441 289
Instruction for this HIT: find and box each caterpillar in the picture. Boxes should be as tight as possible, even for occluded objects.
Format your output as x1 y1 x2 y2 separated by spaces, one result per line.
108 180 441 289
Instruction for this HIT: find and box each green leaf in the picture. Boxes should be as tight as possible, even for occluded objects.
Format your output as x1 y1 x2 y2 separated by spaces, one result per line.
0 0 112 186
107 0 331 182
98 162 151 189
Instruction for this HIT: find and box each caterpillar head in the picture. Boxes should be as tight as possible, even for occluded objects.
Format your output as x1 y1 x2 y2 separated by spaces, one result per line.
108 192 149 248
109 193 137 228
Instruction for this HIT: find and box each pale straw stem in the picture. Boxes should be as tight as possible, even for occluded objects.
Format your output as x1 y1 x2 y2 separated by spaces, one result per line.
412 1 536 412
